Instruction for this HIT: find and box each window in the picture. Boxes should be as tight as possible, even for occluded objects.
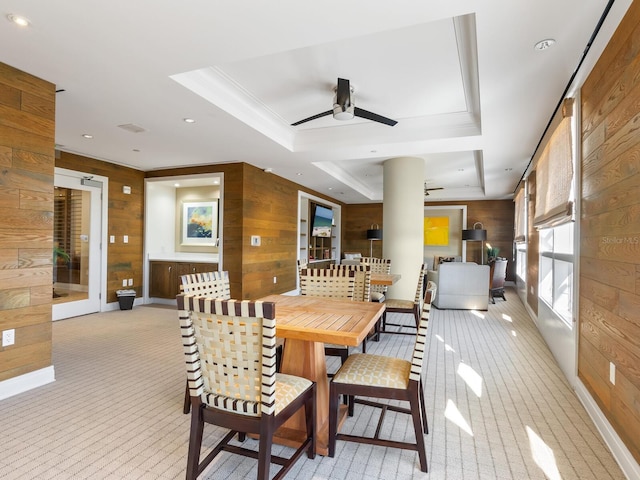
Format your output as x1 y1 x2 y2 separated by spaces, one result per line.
539 222 574 325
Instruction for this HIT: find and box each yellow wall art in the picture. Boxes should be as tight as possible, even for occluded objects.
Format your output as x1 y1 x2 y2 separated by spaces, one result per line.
424 217 449 246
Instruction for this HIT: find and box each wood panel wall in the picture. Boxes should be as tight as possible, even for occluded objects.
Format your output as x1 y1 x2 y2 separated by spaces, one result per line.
342 203 384 258
146 163 342 299
579 2 640 462
341 200 515 279
526 171 539 315
55 152 145 302
0 63 55 382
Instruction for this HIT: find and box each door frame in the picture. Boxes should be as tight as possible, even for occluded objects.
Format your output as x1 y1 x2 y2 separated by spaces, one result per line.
53 167 109 319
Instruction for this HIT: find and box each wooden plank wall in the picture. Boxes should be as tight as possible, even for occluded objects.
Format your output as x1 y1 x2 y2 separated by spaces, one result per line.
0 63 55 381
55 152 145 303
526 171 539 315
579 1 640 463
341 200 515 278
146 163 342 299
342 203 384 258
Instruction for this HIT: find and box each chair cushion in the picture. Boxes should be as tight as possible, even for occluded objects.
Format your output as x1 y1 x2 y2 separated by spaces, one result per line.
275 373 313 414
332 353 410 389
370 292 385 302
203 373 312 416
384 298 415 310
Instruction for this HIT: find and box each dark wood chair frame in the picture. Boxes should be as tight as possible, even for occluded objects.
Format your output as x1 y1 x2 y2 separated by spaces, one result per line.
327 284 436 473
381 264 427 336
178 296 316 480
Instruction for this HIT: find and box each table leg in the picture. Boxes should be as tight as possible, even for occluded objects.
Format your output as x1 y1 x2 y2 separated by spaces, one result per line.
276 338 346 455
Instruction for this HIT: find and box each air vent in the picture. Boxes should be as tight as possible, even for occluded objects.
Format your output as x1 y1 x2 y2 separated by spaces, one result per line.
117 123 146 134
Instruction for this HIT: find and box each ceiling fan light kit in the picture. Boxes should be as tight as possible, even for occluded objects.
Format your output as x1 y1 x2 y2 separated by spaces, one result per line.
292 77 397 127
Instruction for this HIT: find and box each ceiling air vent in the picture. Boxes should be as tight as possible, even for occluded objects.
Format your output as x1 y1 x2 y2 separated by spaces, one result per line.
117 123 146 134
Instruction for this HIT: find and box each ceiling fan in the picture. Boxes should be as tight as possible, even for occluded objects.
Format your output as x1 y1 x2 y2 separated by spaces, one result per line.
291 77 397 127
424 182 444 196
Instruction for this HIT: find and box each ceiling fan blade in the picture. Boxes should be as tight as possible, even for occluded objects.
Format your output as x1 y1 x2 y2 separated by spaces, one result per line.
425 187 444 191
291 110 333 126
336 78 351 107
354 107 397 126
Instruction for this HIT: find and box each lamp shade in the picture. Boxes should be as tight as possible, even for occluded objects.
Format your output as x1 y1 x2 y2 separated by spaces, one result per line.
461 228 487 241
366 228 382 240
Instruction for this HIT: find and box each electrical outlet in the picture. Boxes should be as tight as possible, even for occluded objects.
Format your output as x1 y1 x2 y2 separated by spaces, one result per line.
251 235 261 246
2 329 15 347
109 235 115 243
128 278 133 286
122 279 127 287
609 362 616 385
123 235 129 244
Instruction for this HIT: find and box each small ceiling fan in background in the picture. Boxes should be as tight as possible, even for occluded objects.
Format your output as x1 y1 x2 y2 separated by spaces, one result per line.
292 77 398 127
424 182 444 196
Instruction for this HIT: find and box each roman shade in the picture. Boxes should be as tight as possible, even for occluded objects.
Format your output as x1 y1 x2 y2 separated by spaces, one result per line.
533 98 574 229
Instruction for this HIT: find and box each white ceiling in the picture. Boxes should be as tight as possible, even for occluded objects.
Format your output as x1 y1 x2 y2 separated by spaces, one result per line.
0 1 631 203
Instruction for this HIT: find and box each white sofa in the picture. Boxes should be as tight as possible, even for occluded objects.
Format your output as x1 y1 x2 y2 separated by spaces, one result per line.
427 262 490 310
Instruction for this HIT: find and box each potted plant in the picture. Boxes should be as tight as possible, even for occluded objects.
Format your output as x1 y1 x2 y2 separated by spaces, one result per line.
486 243 500 263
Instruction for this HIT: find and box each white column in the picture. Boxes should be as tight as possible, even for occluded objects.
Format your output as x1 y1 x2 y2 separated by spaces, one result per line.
383 156 424 299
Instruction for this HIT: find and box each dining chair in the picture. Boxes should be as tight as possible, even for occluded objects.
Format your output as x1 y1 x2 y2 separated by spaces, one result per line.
180 270 231 298
360 257 391 302
328 282 437 473
180 271 232 414
381 263 427 336
489 258 508 303
329 264 375 353
177 296 316 480
299 268 356 369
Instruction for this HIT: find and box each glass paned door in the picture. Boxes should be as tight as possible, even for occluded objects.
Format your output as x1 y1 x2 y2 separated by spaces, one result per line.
53 170 102 320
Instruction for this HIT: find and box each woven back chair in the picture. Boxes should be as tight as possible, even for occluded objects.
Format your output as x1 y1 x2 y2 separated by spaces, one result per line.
299 268 355 299
180 270 231 299
328 264 371 302
328 264 376 353
299 268 356 369
328 281 437 473
179 271 232 414
177 295 316 480
360 257 391 302
382 263 427 336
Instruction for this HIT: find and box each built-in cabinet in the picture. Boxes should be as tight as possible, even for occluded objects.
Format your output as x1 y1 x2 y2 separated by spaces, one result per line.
149 261 218 298
298 193 340 268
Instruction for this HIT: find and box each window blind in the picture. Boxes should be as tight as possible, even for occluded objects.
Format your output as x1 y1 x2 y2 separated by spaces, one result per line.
514 184 526 243
533 98 574 229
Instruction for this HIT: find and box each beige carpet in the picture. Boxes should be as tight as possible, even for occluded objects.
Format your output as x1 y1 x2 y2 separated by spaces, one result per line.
0 289 626 479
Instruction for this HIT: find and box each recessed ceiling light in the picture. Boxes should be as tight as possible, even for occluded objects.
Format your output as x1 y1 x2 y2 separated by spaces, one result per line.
458 168 464 172
183 118 196 123
534 39 556 51
7 14 30 27
296 173 302 176
82 134 93 139
174 183 180 187
505 167 513 171
133 149 140 152
328 187 333 190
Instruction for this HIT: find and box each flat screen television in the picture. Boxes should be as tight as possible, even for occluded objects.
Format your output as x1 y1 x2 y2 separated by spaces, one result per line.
311 205 333 237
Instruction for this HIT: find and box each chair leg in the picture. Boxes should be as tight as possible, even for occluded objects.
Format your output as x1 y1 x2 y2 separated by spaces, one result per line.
257 418 273 480
306 385 317 459
186 405 205 480
328 383 339 457
410 391 428 473
419 379 428 435
183 379 191 414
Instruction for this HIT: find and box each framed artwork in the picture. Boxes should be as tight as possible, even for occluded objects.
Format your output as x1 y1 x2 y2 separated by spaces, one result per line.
181 201 218 245
424 216 449 246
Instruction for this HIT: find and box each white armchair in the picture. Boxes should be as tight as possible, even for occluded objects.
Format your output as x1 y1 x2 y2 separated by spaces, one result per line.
427 262 489 310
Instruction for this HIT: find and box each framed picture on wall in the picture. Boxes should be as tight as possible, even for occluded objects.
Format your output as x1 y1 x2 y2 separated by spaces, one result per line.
181 201 218 245
424 216 449 246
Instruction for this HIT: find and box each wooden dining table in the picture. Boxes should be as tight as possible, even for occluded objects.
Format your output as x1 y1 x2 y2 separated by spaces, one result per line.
258 294 385 455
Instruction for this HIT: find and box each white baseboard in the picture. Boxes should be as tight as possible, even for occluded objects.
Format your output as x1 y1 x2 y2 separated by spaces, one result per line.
0 366 55 401
575 379 640 480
